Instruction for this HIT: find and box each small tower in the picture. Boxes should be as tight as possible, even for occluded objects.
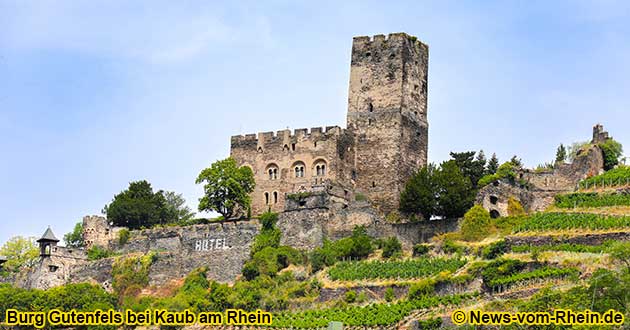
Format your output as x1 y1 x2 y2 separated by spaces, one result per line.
37 226 59 257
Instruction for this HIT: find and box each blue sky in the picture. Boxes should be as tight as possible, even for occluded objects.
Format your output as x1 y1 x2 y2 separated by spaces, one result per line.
1 0 629 245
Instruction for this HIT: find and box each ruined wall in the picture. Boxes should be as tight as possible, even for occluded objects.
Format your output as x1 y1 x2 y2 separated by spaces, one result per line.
346 33 429 214
20 246 88 290
477 142 605 216
231 127 355 216
83 215 124 249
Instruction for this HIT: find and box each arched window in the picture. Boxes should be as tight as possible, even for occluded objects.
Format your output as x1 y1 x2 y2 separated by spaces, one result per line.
266 164 278 180
264 192 270 205
314 160 327 177
368 102 374 112
293 161 305 178
273 192 278 204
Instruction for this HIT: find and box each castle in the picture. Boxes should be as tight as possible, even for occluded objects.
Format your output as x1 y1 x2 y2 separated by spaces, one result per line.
231 33 429 216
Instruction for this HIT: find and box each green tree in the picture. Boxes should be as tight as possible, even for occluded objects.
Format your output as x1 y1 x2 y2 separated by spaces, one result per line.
0 236 39 273
487 153 499 175
599 139 624 171
449 151 485 189
434 160 474 219
164 191 195 223
196 158 255 220
399 164 437 220
555 144 567 163
63 222 84 248
460 205 493 241
104 180 175 229
510 155 523 168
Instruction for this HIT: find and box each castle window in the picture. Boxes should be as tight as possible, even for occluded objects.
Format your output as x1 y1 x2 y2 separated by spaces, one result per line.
490 196 499 205
366 51 371 57
49 265 59 272
273 192 278 204
368 119 373 126
314 160 327 176
490 210 500 219
414 84 419 91
414 111 418 116
283 144 289 152
314 141 317 147
257 147 263 153
351 170 357 180
266 164 279 180
293 161 306 178
368 102 374 112
264 192 270 205
372 181 376 188
292 143 296 151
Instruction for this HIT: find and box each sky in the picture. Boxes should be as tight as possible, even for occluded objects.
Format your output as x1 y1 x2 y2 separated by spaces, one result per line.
1 0 629 245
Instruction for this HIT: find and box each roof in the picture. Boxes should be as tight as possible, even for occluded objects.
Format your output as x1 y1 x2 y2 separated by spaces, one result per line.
37 226 59 243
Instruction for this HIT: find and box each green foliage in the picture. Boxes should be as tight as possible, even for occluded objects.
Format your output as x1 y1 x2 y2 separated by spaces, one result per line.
400 160 474 220
384 287 395 302
478 160 520 187
328 257 466 281
567 141 591 162
417 317 443 329
399 164 437 220
481 240 508 259
599 138 624 170
349 225 374 259
259 211 278 231
286 191 313 201
412 244 430 257
507 197 526 216
460 205 493 241
449 150 486 189
511 240 616 254
0 236 38 273
442 239 465 254
344 290 357 303
251 228 281 256
163 191 196 224
486 153 499 175
112 252 156 301
118 228 130 245
63 222 84 248
0 283 116 325
381 237 402 259
490 267 578 289
104 180 177 229
580 165 630 188
479 259 526 288
272 293 476 327
555 143 567 163
195 157 255 219
408 278 436 299
514 212 630 232
87 245 115 261
309 226 374 271
555 191 630 208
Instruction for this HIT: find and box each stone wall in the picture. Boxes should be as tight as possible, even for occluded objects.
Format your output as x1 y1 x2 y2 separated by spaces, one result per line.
20 246 88 290
477 137 605 217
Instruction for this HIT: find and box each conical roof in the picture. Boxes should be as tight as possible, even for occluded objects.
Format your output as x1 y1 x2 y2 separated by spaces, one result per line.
37 226 59 243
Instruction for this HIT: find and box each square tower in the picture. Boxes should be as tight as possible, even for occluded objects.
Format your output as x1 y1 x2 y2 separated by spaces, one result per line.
346 33 429 213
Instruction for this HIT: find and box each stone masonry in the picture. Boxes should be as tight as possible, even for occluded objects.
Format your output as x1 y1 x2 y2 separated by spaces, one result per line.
231 33 429 216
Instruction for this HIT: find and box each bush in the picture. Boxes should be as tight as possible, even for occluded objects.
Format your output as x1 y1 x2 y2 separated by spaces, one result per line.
442 239 464 254
408 279 436 299
478 161 518 187
481 240 508 259
355 193 367 202
599 139 623 171
381 237 402 259
507 197 525 216
250 228 281 256
63 222 85 248
384 287 395 302
104 180 178 229
413 244 430 257
87 246 114 261
418 317 443 329
259 211 278 231
344 290 357 303
118 229 130 245
460 205 493 241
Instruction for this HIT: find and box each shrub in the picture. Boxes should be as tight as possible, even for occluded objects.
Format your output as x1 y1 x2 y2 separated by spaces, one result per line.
460 205 493 241
599 139 623 171
418 317 443 329
507 197 526 216
384 287 395 302
478 161 518 187
118 229 130 245
250 228 281 256
481 240 508 260
87 246 114 261
259 211 278 231
344 290 357 303
413 244 430 257
355 193 367 202
381 237 402 259
408 279 436 299
442 239 464 254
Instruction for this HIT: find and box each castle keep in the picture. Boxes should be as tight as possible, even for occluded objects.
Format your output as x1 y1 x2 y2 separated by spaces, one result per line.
231 33 429 215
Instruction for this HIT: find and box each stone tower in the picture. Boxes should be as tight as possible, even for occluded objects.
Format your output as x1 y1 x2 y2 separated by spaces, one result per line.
346 33 429 213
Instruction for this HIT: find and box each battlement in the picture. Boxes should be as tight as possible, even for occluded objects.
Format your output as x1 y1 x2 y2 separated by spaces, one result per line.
231 126 343 147
352 32 428 48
